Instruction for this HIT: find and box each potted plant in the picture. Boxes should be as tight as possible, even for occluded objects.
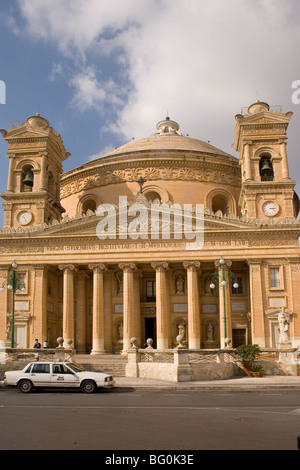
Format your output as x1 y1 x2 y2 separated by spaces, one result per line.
249 364 264 377
236 344 263 377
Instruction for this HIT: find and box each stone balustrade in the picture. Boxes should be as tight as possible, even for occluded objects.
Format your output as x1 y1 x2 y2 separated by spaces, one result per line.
125 345 298 381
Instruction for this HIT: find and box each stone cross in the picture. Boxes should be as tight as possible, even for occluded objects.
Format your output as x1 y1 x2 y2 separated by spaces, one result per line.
136 176 147 193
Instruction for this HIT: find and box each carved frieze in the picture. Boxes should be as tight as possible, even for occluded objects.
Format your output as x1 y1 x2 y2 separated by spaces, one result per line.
60 164 241 200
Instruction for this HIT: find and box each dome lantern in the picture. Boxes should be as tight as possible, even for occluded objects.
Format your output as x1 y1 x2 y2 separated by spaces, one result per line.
156 117 181 135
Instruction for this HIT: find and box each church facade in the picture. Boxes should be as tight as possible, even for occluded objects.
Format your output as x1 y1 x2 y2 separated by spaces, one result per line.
0 101 299 354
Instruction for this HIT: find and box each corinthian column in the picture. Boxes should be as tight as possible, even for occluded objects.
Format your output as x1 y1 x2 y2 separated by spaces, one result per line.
118 262 137 351
151 261 170 349
183 261 201 349
58 264 76 348
89 263 107 354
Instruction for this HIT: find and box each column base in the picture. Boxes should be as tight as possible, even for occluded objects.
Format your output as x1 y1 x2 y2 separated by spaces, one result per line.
90 350 106 355
157 339 169 349
91 339 105 355
188 339 201 349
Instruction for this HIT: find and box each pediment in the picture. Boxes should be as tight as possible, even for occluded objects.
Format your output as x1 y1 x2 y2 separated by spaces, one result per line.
14 209 260 239
239 111 292 126
1 125 50 141
1 123 69 160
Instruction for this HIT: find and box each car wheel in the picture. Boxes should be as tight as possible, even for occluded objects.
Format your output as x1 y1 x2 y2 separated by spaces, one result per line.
18 379 33 393
81 380 96 394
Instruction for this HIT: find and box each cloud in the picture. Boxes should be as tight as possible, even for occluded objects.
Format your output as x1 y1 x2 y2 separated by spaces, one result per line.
17 0 155 59
15 0 300 154
69 66 125 113
49 62 64 82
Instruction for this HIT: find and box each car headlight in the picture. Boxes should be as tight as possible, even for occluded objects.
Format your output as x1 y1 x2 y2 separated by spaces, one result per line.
105 376 113 382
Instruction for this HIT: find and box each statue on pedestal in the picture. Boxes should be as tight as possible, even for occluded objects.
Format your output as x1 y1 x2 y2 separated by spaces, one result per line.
278 307 291 345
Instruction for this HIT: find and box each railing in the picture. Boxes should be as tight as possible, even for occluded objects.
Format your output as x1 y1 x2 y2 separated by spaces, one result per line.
126 346 297 381
136 348 238 364
0 347 75 364
132 347 291 364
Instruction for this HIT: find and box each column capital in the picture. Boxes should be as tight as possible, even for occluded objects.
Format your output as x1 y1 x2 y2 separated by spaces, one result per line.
58 264 77 272
88 263 107 272
118 262 137 272
246 259 262 266
214 258 232 269
33 264 48 272
151 261 169 271
278 138 288 145
183 260 201 270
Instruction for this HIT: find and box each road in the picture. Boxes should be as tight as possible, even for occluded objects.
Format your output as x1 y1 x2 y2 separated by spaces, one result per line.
0 388 299 451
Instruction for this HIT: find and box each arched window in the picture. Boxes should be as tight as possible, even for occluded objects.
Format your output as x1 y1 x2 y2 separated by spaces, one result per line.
82 199 97 214
145 191 162 204
142 185 169 205
259 154 274 181
211 194 229 215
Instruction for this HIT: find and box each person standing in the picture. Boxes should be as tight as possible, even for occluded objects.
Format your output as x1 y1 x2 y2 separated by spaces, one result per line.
33 339 41 349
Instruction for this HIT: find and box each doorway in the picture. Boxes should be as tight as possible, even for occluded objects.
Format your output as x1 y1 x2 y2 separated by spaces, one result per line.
145 317 156 348
232 328 246 348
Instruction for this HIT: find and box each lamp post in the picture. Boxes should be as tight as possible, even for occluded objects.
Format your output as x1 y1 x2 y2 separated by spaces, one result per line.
1 262 25 348
209 257 238 348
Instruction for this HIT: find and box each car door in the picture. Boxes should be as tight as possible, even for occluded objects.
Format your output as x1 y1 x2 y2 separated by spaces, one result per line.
51 363 79 387
30 363 51 386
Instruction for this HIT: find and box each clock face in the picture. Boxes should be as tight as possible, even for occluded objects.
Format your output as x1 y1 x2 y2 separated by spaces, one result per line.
262 202 278 216
17 211 33 225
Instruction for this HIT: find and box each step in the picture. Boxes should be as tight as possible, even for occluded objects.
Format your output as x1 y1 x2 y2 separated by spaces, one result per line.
78 362 126 377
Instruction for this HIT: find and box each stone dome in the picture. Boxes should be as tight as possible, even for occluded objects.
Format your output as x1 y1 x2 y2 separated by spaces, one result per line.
60 117 240 218
92 117 234 162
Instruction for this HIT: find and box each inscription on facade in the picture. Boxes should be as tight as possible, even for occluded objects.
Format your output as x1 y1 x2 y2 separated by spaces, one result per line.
173 304 188 313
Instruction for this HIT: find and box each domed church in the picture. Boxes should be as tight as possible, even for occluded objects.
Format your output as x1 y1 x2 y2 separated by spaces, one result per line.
0 101 299 354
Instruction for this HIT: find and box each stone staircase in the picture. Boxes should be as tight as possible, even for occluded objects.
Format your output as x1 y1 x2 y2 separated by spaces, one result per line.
74 354 127 377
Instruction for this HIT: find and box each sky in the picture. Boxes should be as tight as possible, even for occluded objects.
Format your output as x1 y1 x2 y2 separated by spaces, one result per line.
0 0 300 227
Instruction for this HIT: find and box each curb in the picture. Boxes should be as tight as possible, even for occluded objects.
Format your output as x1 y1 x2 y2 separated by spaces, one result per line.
112 384 300 392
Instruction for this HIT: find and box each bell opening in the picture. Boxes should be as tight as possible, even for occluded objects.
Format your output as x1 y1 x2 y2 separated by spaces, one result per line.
21 167 34 192
260 156 274 181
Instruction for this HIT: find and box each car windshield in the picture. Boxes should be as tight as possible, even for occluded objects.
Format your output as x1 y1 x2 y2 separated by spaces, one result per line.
66 363 84 372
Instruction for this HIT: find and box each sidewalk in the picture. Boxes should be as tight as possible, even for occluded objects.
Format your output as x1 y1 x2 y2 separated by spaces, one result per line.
113 375 300 391
1 375 299 392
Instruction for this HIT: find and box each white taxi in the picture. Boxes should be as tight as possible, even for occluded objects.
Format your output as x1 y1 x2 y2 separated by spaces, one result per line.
3 361 115 393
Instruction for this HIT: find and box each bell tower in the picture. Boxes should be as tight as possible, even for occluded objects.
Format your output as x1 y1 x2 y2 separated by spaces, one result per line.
0 114 70 228
233 101 299 220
